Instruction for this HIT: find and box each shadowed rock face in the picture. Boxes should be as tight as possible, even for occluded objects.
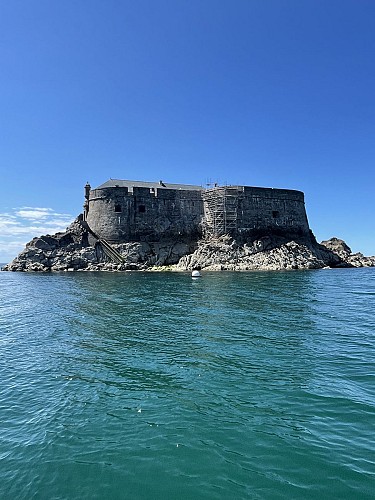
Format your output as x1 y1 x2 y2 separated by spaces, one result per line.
2 220 90 272
2 218 374 272
320 237 352 258
319 237 375 268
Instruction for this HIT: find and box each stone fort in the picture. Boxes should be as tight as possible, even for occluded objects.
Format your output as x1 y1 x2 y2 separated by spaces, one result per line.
83 179 310 243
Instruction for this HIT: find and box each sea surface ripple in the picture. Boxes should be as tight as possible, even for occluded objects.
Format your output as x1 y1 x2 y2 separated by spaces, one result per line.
0 268 374 499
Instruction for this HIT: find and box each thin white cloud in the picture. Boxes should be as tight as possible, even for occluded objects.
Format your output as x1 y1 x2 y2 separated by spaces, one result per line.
16 209 51 220
0 213 18 221
0 220 19 228
17 206 54 211
14 207 72 221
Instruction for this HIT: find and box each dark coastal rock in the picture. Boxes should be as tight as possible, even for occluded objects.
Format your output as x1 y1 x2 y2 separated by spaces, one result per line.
2 219 89 272
175 234 375 271
30 236 59 251
2 221 375 272
320 237 352 258
176 236 326 271
319 238 375 268
1 218 197 272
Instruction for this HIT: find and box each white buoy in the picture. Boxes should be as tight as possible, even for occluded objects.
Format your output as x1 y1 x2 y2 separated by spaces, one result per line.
191 270 202 278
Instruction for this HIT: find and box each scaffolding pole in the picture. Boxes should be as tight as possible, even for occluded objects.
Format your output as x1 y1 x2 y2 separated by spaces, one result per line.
203 187 240 238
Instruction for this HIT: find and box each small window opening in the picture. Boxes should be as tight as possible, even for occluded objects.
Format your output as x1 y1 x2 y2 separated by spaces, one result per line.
115 204 122 213
272 210 280 218
138 205 146 213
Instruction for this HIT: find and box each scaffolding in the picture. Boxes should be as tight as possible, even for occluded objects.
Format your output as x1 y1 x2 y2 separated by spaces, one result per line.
203 186 241 238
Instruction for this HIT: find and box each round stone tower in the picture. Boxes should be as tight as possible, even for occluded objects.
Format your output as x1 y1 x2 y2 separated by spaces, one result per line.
85 179 204 243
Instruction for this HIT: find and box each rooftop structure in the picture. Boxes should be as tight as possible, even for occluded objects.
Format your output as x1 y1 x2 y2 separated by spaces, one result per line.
96 179 203 192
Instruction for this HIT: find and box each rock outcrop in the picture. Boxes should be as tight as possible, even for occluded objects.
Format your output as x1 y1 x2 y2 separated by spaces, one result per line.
2 221 374 272
176 235 374 271
2 219 196 272
176 236 325 271
319 237 375 268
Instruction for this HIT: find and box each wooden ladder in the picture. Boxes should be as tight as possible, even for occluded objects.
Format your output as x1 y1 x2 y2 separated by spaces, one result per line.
78 220 125 264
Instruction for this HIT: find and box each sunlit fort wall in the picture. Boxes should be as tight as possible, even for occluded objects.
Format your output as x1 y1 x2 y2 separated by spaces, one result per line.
84 180 310 243
202 185 310 241
84 180 204 243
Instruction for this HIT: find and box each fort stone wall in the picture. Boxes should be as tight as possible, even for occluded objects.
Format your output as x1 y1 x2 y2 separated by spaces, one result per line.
86 186 204 243
238 186 310 237
85 180 311 244
202 186 310 240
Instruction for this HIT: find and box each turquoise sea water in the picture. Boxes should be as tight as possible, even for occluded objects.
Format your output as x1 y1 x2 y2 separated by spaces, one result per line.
0 268 374 499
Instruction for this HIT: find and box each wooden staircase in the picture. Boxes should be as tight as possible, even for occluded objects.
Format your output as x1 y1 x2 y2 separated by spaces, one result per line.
78 220 125 264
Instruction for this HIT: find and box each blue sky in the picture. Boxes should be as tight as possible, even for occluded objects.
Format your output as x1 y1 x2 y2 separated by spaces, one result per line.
1 0 374 261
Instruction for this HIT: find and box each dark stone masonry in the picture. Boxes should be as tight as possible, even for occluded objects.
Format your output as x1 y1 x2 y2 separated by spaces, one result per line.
2 179 375 272
84 179 310 243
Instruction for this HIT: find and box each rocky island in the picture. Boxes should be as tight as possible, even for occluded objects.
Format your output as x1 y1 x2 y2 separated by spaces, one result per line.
2 179 374 272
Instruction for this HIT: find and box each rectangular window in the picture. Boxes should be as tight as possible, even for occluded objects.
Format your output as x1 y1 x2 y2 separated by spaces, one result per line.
272 211 280 218
138 205 146 213
115 204 122 213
